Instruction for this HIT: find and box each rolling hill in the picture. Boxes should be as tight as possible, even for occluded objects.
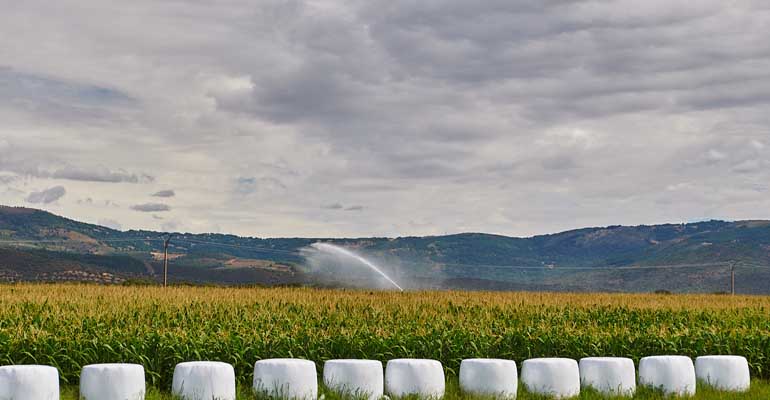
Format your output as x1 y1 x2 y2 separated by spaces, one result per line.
1 205 769 293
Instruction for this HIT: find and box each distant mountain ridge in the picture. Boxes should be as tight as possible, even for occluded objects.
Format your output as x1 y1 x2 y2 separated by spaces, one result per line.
1 205 769 293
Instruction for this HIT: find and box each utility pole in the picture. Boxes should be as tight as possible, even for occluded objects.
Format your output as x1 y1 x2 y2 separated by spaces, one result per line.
163 235 172 287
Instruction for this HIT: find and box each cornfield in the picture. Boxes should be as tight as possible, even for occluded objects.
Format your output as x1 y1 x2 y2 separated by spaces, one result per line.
0 284 768 390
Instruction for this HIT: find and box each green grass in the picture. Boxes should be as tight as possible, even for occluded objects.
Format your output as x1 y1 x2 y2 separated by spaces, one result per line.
60 379 770 399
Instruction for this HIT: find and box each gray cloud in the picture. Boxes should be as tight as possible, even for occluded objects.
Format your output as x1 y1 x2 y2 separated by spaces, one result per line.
1 0 770 237
0 142 153 184
77 198 120 208
234 176 286 195
52 165 153 183
234 177 258 195
0 67 135 123
0 174 17 185
26 186 66 204
131 203 171 212
152 189 175 198
0 67 132 105
322 203 364 212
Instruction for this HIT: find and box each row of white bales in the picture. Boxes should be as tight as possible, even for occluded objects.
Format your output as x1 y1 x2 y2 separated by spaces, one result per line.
0 354 752 400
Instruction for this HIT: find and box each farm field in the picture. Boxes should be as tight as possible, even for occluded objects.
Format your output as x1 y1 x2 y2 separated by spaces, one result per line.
1 284 770 398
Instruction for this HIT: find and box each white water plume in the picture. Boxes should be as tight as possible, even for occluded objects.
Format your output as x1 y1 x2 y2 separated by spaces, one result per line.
302 242 404 291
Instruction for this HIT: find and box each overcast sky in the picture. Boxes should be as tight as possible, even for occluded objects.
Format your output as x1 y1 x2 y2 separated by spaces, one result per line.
1 0 769 238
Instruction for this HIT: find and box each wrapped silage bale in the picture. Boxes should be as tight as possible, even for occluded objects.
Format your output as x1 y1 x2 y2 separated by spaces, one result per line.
171 361 236 400
579 357 636 396
0 365 60 400
459 358 518 399
695 355 750 392
520 358 580 399
385 359 445 398
80 363 146 400
253 358 318 400
323 359 383 400
638 356 695 396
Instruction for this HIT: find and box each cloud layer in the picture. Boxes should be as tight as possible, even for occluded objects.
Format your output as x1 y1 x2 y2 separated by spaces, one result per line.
1 0 770 237
26 186 66 204
152 190 175 198
131 203 171 212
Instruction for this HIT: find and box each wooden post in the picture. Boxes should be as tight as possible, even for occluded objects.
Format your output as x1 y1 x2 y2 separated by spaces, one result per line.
163 236 171 287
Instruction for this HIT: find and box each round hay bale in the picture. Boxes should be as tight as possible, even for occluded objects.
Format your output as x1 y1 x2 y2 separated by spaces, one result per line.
253 358 318 400
579 357 635 396
638 356 695 396
459 358 518 399
0 365 59 400
385 359 445 398
80 363 145 400
171 361 236 400
520 358 579 399
695 355 750 392
323 359 383 400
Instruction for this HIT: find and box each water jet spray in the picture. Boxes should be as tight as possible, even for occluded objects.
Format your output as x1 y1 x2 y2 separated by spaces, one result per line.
308 242 404 291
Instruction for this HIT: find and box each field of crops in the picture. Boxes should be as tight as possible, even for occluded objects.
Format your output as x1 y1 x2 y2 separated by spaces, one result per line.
1 284 769 397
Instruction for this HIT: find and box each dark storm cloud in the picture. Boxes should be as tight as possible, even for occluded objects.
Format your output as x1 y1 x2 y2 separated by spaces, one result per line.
26 186 66 204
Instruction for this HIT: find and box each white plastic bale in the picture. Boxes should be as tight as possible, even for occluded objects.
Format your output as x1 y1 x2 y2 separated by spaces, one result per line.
253 359 318 400
80 363 146 400
323 360 383 400
385 359 445 398
459 358 518 399
0 365 60 400
638 356 696 396
578 357 636 396
171 361 236 400
695 355 750 392
520 358 580 399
